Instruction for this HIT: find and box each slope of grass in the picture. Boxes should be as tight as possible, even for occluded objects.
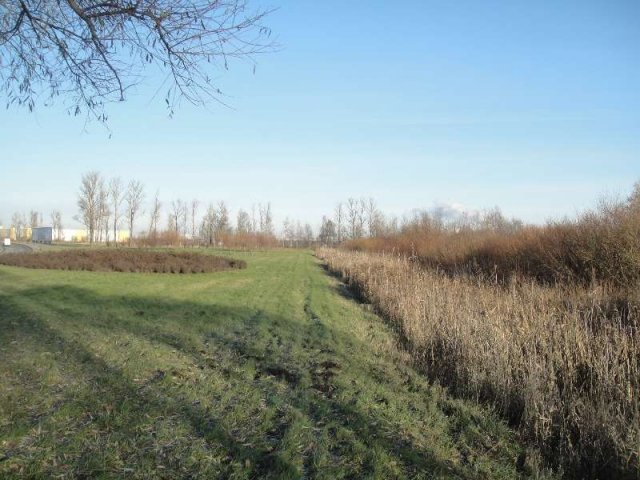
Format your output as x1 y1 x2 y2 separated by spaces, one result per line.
0 249 552 479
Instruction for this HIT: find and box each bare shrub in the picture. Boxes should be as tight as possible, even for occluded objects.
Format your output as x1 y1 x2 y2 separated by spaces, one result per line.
346 191 640 288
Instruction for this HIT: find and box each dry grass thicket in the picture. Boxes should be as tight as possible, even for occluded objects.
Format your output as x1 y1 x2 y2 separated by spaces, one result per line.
0 250 246 273
319 188 640 477
319 248 639 477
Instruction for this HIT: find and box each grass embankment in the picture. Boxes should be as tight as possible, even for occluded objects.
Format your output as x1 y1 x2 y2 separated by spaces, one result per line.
0 250 246 273
0 249 552 479
318 248 639 478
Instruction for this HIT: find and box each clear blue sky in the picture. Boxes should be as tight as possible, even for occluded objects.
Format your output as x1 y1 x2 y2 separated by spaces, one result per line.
1 0 638 230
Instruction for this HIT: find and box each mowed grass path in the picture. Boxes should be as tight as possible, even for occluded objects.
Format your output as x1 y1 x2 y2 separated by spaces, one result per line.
0 250 549 479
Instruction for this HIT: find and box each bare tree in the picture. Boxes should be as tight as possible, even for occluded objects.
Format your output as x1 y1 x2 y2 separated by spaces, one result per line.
258 204 266 233
51 210 63 241
481 207 517 233
216 201 231 237
357 198 367 238
346 198 360 239
1 1 275 123
201 203 217 246
51 210 64 241
264 203 274 236
365 198 375 237
334 202 344 243
236 209 251 234
109 177 123 245
365 197 385 237
630 181 640 208
166 212 176 234
251 204 258 233
148 191 162 239
125 179 144 245
388 215 400 235
11 211 25 240
303 223 314 247
258 202 273 235
283 217 294 247
169 199 187 238
295 220 304 248
98 181 111 243
319 216 336 246
76 171 102 244
190 199 199 243
29 210 40 229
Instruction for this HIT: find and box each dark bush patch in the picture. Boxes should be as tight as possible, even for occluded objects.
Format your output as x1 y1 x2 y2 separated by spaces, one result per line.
0 249 246 274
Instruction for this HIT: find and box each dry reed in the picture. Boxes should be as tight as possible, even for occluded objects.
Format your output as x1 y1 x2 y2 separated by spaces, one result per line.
318 248 639 478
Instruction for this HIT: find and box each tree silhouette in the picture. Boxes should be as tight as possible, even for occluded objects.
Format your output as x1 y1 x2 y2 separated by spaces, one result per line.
1 1 274 122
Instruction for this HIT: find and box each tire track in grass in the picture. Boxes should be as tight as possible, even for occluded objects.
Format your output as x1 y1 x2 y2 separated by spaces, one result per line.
300 283 344 479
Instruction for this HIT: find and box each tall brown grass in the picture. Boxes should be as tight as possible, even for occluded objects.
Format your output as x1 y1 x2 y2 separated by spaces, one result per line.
327 188 640 476
319 248 639 477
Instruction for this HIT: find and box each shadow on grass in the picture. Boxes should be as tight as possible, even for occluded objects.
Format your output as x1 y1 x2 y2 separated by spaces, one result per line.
0 283 466 479
0 294 291 478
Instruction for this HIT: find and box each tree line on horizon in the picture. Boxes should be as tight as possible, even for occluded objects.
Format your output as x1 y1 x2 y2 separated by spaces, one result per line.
3 171 531 249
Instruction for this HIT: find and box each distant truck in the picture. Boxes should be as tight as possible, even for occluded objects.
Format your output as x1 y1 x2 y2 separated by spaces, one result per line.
32 226 53 244
3 238 10 246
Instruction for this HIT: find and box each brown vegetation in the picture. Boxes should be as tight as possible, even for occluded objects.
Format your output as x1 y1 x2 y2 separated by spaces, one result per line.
323 187 640 477
346 186 640 288
0 249 246 273
319 185 640 477
319 248 639 477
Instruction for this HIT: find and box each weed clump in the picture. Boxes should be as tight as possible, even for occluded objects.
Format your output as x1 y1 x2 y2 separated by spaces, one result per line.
0 249 246 273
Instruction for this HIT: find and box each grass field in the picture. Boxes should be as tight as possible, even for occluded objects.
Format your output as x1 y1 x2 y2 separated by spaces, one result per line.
0 249 552 479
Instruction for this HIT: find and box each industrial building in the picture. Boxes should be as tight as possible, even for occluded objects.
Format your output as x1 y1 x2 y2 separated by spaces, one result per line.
32 226 53 244
0 225 130 244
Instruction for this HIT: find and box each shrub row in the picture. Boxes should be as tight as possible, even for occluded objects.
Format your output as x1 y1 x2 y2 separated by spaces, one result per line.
0 249 246 273
318 248 639 478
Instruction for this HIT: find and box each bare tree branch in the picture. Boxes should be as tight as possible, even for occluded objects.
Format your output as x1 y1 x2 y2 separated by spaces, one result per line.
0 0 275 123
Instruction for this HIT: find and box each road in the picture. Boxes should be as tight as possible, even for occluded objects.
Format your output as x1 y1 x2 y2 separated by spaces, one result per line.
0 243 33 254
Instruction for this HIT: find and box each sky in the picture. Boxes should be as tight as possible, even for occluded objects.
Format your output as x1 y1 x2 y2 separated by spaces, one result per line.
1 0 639 231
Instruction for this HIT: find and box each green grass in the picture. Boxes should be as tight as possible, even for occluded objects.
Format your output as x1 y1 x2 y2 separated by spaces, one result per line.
0 249 553 479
